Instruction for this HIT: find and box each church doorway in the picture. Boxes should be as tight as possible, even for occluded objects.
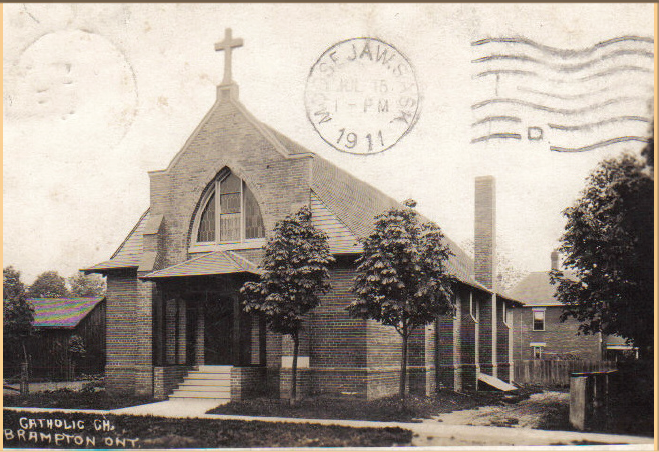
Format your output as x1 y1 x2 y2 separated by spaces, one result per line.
203 294 235 365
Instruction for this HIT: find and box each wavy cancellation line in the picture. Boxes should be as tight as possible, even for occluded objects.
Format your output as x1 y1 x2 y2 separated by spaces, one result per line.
548 116 651 132
471 96 647 115
515 84 654 101
471 116 522 127
471 133 522 143
476 65 652 82
550 136 650 153
473 49 654 73
471 36 654 57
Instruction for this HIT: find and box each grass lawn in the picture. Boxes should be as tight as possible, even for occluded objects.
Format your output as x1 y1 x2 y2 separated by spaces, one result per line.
3 389 155 410
2 410 412 448
208 386 543 422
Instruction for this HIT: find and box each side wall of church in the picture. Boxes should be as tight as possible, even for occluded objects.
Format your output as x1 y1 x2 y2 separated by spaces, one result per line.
308 265 368 397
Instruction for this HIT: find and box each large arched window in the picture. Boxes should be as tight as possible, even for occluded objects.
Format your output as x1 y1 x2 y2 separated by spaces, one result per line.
194 171 265 245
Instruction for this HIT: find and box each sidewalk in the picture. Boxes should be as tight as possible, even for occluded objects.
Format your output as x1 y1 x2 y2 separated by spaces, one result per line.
4 401 654 447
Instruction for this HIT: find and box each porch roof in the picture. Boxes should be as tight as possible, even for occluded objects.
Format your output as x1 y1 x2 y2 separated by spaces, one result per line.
140 250 262 280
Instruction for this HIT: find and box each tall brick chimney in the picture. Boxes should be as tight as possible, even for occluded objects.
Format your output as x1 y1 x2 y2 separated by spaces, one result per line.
474 176 496 289
474 175 498 378
551 251 559 271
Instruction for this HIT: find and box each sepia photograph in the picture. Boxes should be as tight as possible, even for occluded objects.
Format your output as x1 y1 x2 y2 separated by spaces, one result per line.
3 3 655 449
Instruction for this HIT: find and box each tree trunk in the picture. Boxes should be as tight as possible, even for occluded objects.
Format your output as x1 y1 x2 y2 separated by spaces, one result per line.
20 342 29 395
399 331 408 399
289 332 299 406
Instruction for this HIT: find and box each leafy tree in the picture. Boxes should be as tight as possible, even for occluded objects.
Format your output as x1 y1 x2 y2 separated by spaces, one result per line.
68 272 106 297
552 136 654 359
241 206 334 403
27 271 69 298
3 267 34 393
349 200 455 398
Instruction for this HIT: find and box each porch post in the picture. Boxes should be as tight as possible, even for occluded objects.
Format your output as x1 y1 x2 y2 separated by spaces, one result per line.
196 303 205 365
177 299 187 364
232 295 240 365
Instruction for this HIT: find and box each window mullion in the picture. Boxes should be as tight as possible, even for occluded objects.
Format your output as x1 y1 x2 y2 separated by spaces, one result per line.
215 179 221 244
240 180 245 242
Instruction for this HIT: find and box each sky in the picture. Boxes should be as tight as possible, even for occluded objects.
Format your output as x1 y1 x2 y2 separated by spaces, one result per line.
3 3 655 284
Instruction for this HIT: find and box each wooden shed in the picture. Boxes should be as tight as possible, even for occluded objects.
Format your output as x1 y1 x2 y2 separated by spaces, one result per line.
27 297 106 380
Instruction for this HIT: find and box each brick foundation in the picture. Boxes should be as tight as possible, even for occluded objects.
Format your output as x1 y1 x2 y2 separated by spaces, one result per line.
153 366 192 400
231 366 267 400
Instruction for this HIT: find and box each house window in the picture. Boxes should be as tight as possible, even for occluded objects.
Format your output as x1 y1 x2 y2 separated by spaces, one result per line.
195 171 265 244
532 309 545 331
532 345 544 359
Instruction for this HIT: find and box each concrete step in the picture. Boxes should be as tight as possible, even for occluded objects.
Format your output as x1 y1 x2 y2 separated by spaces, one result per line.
179 383 231 391
196 365 233 373
185 370 231 380
181 378 231 388
169 395 231 401
171 390 230 398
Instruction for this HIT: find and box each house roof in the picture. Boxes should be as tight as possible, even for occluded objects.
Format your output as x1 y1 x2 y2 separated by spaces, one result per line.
507 271 563 306
28 297 105 329
141 250 261 279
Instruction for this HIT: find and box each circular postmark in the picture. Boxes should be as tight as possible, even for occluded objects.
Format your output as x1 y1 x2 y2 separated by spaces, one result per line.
305 38 420 155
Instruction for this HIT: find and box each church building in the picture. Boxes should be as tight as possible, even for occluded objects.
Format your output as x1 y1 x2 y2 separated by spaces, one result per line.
85 30 521 401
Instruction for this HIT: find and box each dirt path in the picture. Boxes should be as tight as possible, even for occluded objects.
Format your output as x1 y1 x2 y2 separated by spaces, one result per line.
431 390 570 429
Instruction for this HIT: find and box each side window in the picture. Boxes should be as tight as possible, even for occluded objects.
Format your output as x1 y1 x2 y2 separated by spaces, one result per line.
532 309 545 331
469 292 479 322
533 345 544 359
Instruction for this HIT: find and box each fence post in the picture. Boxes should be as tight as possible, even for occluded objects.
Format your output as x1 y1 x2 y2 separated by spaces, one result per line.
20 362 29 395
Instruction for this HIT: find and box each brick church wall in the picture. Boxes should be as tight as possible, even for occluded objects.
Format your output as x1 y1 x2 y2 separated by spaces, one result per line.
105 274 139 394
496 298 512 382
309 266 368 397
148 99 314 271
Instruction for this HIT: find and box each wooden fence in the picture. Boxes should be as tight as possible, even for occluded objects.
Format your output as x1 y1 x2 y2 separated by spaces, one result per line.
514 360 616 386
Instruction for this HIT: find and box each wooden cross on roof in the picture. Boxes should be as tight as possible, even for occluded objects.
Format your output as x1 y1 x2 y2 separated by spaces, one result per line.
215 28 243 85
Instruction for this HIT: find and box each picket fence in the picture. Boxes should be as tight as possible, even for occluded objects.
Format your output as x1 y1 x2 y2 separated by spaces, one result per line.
514 360 617 386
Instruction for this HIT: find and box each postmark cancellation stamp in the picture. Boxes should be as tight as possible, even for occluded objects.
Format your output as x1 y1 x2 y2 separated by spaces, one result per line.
305 38 420 155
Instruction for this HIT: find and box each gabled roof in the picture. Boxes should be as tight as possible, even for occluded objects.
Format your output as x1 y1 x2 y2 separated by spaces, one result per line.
28 297 105 329
140 250 261 279
508 271 563 306
310 192 362 254
84 98 515 300
83 210 150 273
309 154 477 287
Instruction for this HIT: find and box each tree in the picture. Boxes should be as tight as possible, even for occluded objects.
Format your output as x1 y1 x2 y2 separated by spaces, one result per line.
27 271 69 298
552 136 654 358
68 272 106 297
3 267 34 393
349 200 455 398
241 206 334 403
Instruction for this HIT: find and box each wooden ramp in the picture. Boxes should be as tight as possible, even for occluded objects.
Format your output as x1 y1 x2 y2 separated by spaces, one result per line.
478 372 517 392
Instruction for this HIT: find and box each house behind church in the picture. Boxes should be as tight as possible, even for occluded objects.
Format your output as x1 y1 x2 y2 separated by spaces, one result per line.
508 252 635 363
84 30 521 401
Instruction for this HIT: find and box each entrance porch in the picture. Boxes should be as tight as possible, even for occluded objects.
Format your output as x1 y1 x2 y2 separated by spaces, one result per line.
147 273 267 400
